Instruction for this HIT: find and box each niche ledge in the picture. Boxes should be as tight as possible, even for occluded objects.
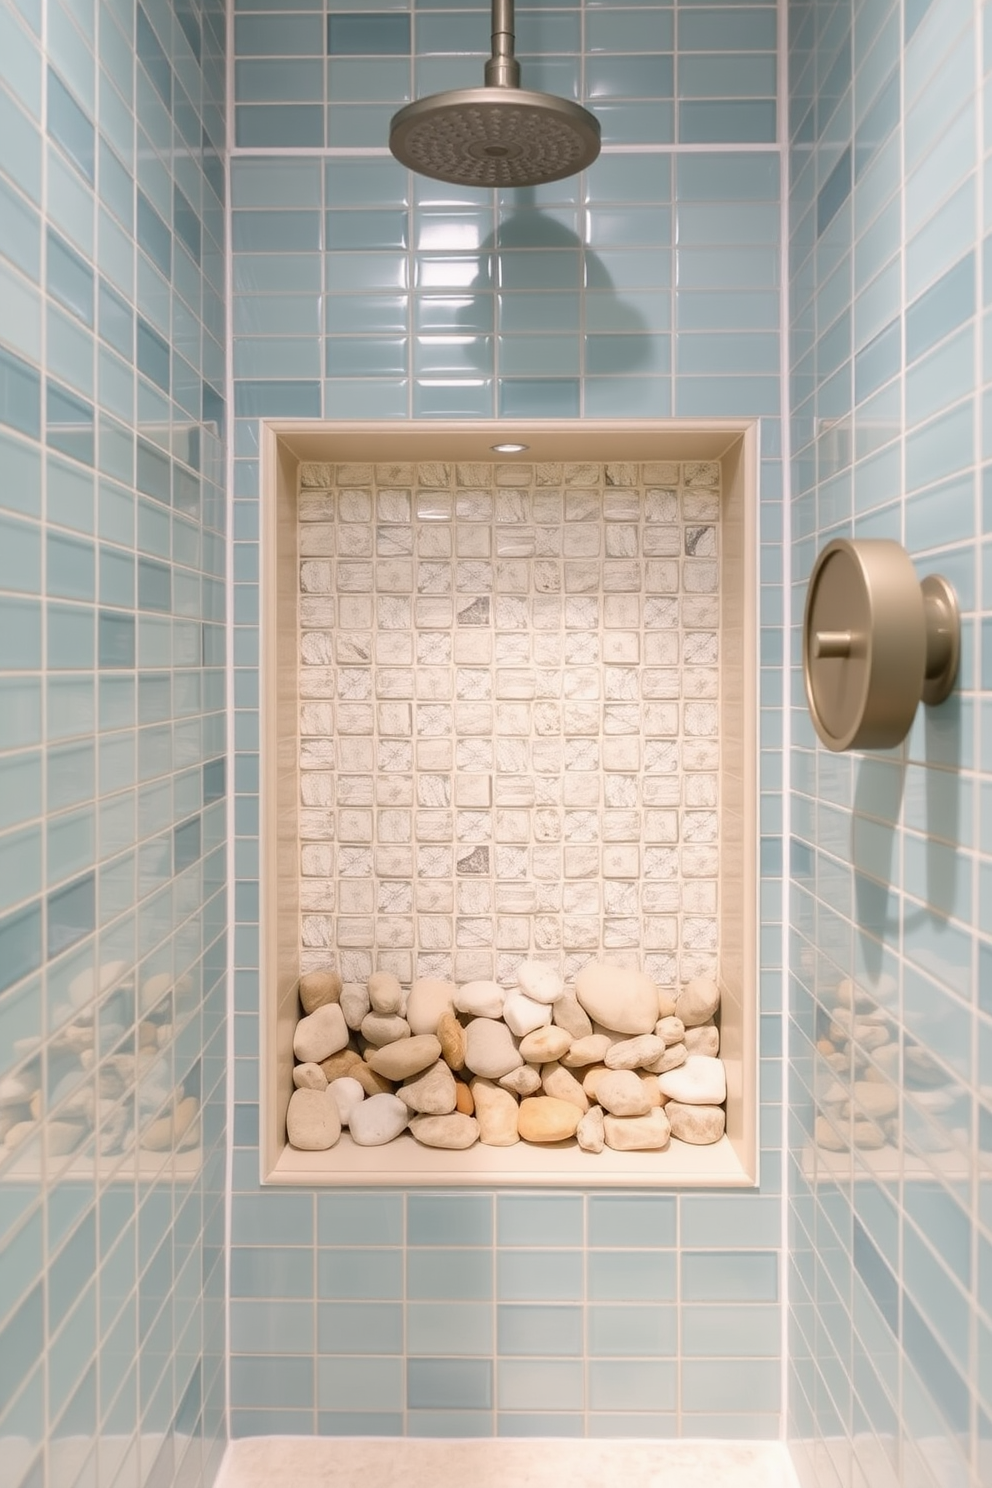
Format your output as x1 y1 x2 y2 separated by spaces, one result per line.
259 420 760 1189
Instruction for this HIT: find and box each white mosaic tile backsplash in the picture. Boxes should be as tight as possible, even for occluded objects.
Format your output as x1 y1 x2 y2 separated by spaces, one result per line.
296 460 721 991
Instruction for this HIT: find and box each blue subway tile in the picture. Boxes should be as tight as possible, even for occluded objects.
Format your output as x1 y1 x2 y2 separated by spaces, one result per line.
46 69 94 182
327 13 411 54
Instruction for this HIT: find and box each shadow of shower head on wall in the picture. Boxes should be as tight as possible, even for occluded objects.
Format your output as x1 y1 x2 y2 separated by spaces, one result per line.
440 198 655 385
389 0 600 188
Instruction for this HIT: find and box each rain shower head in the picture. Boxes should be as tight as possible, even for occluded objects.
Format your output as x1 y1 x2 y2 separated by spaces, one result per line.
388 0 601 188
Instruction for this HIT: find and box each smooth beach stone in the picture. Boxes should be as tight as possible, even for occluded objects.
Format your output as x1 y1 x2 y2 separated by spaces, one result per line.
562 1034 612 1068
581 1064 610 1100
409 1113 480 1149
328 1076 364 1127
596 1070 653 1117
517 1096 582 1143
647 1042 688 1075
368 1035 442 1081
399 1059 457 1115
516 959 564 1005
294 1004 349 1064
815 1115 847 1151
853 1118 887 1149
286 1088 341 1151
541 1061 589 1113
454 1080 475 1115
552 993 593 1041
406 977 457 1036
453 979 505 1019
684 1023 719 1056
657 1054 726 1105
464 1018 523 1080
320 1049 363 1083
437 1010 466 1071
502 986 552 1038
574 963 659 1036
666 1101 725 1144
368 971 404 1016
340 984 371 1031
675 977 721 1028
361 1012 411 1047
605 1034 666 1071
299 969 343 1015
349 1093 410 1146
293 1062 328 1091
656 990 677 1020
352 1063 396 1097
518 1025 572 1063
638 1072 665 1108
499 1064 542 1097
576 1105 605 1153
471 1078 520 1146
850 1080 898 1119
604 1108 671 1151
655 1016 685 1047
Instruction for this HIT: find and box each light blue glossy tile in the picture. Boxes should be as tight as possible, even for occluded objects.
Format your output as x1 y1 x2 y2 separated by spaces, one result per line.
497 1305 582 1356
327 13 410 53
318 1302 402 1353
236 104 324 149
681 1252 778 1302
408 1249 493 1300
588 1251 675 1301
407 1302 492 1355
682 1359 780 1413
497 1250 583 1301
230 1301 315 1355
326 58 409 103
588 1304 676 1356
318 1193 403 1245
407 1194 492 1246
588 1196 676 1248
234 14 325 55
497 1359 583 1412
326 336 407 377
585 8 673 52
408 1358 492 1410
588 1359 676 1411
235 59 324 104
594 100 674 144
317 1357 403 1412
682 1304 781 1356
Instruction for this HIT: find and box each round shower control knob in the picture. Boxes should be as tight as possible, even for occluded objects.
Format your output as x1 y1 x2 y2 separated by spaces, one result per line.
802 538 959 752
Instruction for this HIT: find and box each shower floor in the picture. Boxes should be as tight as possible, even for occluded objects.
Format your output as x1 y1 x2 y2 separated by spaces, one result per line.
218 1437 799 1488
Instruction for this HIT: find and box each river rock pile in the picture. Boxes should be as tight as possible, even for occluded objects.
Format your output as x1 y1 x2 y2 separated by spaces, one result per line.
287 960 726 1154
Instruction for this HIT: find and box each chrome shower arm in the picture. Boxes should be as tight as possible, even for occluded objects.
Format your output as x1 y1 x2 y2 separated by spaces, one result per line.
484 0 520 88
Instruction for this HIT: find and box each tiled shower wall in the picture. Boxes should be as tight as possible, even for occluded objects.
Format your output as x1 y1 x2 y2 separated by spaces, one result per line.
229 0 789 1438
296 458 723 988
0 0 228 1480
787 0 992 1480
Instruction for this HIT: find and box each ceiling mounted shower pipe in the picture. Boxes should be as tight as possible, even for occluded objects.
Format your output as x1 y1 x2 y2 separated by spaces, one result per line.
388 0 601 188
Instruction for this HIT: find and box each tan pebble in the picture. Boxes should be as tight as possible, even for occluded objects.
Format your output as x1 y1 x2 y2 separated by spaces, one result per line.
351 1062 395 1096
851 1081 898 1119
174 1095 199 1139
361 1013 410 1047
286 1088 341 1151
596 1070 652 1117
647 1042 688 1075
666 1101 725 1145
562 1034 611 1068
471 1078 519 1146
454 1080 475 1115
409 1113 479 1149
294 1004 349 1063
368 971 404 1016
517 1096 582 1143
300 968 343 1014
398 1059 457 1115
576 1105 605 1153
815 1038 835 1055
46 1120 86 1155
541 1062 588 1113
552 992 593 1040
581 1064 609 1100
605 1034 666 1070
639 1072 664 1108
368 1034 442 1081
675 977 720 1028
603 1108 671 1151
406 978 456 1036
684 1023 719 1056
320 1049 362 1082
815 1115 847 1151
437 1011 466 1072
499 1065 542 1097
294 1062 328 1091
140 1113 176 1151
655 1016 685 1046
519 1025 572 1063
853 1118 887 1149
657 991 677 1020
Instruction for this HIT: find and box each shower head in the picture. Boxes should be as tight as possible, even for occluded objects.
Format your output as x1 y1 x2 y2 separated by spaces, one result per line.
388 0 601 188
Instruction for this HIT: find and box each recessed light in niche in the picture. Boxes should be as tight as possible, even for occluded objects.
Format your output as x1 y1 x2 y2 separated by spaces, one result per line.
491 442 529 453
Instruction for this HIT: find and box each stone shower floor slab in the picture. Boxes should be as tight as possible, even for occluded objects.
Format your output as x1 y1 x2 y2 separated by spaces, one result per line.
218 1437 799 1488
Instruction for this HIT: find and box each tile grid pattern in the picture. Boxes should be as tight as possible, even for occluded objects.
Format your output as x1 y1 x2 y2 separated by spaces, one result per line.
231 0 779 153
0 0 228 1480
228 1190 783 1438
787 0 992 1482
230 136 787 1434
296 457 722 988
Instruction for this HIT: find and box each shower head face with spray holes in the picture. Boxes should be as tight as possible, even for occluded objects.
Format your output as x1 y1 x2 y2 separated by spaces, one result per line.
388 87 601 189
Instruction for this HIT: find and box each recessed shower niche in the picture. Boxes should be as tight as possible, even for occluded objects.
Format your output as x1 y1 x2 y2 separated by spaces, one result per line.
259 421 759 1186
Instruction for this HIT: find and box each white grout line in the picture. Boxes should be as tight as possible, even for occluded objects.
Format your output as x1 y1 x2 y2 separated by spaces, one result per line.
223 0 237 1449
228 143 781 158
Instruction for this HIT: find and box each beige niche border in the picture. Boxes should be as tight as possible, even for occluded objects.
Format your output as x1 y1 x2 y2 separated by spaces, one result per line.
258 420 760 1187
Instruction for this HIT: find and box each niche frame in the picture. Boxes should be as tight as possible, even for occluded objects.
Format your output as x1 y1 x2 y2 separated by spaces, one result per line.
257 420 760 1187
